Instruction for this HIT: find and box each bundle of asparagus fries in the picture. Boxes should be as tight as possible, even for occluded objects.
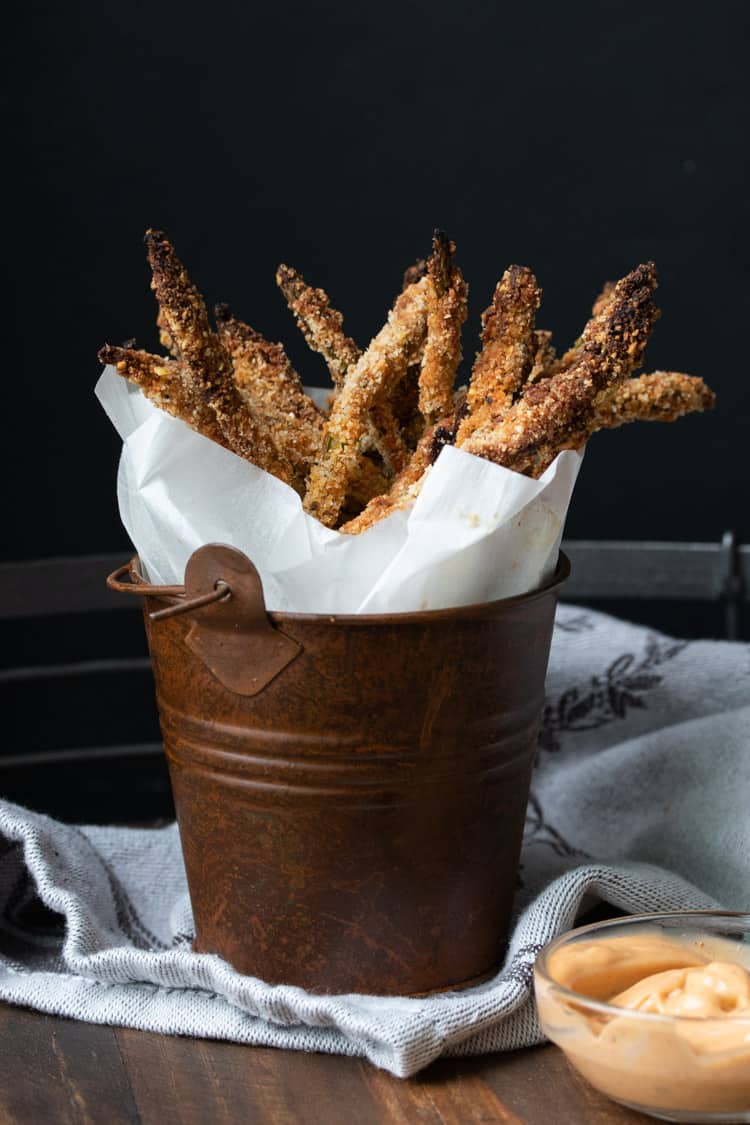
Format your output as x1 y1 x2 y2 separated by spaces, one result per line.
99 230 714 534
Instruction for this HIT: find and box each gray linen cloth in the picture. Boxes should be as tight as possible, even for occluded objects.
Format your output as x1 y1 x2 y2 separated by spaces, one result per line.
1 604 748 1077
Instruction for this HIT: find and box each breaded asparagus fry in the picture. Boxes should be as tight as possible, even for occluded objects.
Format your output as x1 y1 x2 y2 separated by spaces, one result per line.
549 279 618 375
144 232 248 446
528 372 715 476
360 235 465 477
419 232 468 422
457 266 541 443
460 262 659 476
591 370 714 434
215 305 324 481
303 276 430 527
276 265 360 387
276 266 411 474
380 253 436 452
143 230 298 486
100 344 295 486
145 229 230 386
594 371 714 422
306 237 465 526
98 345 224 445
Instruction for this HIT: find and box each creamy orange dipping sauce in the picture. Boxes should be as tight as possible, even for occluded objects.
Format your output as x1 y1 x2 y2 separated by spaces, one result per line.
535 930 750 1118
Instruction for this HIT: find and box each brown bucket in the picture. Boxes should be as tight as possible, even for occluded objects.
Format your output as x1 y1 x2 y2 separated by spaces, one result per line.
108 543 569 995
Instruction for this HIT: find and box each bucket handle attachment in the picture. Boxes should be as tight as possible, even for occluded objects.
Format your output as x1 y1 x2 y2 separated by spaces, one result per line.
106 545 302 696
106 564 230 621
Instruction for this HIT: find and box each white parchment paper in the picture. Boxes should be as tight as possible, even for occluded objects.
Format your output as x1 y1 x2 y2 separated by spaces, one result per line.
96 367 582 613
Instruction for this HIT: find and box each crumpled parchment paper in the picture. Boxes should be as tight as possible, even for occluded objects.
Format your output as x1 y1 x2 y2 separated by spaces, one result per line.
96 368 581 613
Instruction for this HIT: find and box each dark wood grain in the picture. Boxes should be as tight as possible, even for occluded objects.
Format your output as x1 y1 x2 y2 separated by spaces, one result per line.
0 1004 652 1125
0 1006 139 1125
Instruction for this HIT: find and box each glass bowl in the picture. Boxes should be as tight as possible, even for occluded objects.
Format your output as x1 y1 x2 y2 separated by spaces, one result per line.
534 911 750 1123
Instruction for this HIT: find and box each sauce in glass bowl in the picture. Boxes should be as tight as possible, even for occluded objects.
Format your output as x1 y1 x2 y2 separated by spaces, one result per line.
534 912 750 1123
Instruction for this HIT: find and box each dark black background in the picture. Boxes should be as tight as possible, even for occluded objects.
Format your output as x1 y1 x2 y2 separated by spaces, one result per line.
1 0 748 817
3 0 748 559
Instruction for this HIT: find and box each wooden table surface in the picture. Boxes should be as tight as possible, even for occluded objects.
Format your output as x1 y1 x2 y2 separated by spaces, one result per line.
0 1004 652 1124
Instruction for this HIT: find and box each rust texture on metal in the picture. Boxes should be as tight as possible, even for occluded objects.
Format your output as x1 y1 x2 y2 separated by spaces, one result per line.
114 544 569 995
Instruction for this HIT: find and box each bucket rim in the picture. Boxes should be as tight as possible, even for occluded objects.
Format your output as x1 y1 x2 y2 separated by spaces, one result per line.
128 550 570 625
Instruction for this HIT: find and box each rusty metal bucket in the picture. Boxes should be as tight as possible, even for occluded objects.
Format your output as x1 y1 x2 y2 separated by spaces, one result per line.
108 543 569 995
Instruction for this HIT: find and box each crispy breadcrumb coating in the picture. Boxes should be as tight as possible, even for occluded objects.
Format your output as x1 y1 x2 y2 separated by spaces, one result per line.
144 230 293 477
215 305 323 485
460 263 659 476
277 264 413 475
548 279 618 375
303 276 429 527
419 231 468 422
457 266 541 443
100 343 295 486
98 345 224 444
144 230 230 388
605 369 714 417
304 233 466 527
276 265 360 387
521 371 715 477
